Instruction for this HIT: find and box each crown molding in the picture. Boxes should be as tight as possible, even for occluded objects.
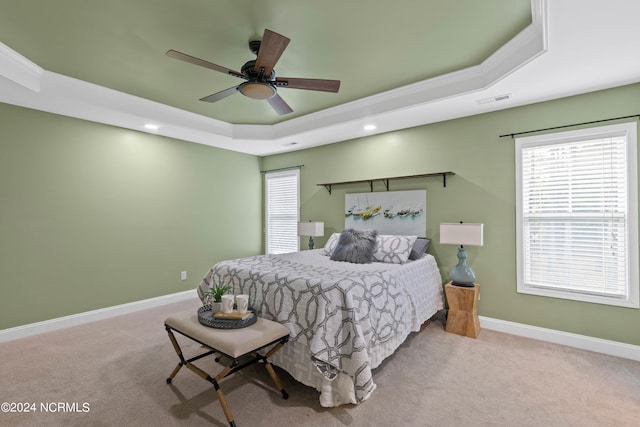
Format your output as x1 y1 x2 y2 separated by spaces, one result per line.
0 0 547 156
260 0 547 143
0 41 43 92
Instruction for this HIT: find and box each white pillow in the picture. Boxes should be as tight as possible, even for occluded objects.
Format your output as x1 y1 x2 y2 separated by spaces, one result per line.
372 235 418 264
321 232 341 256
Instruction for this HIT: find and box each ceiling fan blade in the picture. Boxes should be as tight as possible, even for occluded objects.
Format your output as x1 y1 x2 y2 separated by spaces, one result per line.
199 86 239 103
166 49 245 79
267 93 293 115
275 77 340 93
254 29 290 78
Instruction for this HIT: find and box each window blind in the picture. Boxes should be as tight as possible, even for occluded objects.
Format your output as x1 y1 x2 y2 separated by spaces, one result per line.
520 134 628 298
265 169 299 254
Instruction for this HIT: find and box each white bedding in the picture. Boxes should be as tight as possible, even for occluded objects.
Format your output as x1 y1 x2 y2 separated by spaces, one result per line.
197 249 443 407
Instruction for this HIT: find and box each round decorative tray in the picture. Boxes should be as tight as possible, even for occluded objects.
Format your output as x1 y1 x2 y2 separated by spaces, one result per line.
197 304 257 329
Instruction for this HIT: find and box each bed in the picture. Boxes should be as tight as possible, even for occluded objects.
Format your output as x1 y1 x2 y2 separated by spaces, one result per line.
196 232 444 407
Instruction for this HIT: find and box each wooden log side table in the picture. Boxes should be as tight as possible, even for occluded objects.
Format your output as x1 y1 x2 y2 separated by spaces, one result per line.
444 282 480 338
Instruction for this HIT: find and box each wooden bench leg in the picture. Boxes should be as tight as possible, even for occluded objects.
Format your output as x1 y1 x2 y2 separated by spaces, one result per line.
165 328 184 384
259 340 289 399
214 382 236 427
211 364 234 415
264 361 288 399
186 358 239 425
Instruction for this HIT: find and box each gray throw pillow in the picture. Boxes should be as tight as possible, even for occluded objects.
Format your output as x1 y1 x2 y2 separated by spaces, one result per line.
330 229 378 264
409 238 431 260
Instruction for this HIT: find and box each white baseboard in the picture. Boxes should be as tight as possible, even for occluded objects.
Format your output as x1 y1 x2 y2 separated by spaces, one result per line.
2 296 638 362
0 290 196 343
480 316 640 362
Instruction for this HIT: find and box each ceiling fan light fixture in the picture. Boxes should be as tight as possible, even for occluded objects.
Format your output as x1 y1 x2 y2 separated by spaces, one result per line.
239 82 276 100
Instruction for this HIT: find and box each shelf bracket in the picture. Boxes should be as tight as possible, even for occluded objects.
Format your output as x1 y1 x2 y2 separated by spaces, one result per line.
383 179 390 191
323 184 332 195
442 173 447 188
368 180 374 192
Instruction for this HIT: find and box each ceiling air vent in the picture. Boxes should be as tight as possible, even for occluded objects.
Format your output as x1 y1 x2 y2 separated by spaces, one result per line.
476 93 512 105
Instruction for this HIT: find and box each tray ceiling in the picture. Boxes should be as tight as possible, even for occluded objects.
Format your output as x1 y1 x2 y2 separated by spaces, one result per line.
1 0 639 156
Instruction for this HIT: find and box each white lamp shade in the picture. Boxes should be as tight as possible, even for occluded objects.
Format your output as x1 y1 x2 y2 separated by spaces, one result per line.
298 221 324 237
440 223 484 246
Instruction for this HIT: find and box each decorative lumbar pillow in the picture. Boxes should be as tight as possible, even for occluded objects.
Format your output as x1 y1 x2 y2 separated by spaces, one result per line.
321 232 341 256
372 234 418 264
330 229 378 264
409 238 431 260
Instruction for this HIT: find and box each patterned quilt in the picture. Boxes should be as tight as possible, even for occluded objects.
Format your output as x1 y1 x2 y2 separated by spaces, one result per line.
197 250 443 404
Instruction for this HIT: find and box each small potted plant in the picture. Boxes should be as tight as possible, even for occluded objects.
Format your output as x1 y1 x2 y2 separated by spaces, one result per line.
202 284 232 313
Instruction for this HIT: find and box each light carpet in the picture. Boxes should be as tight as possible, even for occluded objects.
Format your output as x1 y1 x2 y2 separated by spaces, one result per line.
1 298 639 426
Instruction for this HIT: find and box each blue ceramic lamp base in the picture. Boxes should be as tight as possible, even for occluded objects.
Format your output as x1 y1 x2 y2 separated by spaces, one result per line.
449 246 476 287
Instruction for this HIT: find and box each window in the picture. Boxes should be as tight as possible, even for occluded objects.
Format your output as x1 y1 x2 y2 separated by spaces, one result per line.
516 122 639 308
264 169 299 254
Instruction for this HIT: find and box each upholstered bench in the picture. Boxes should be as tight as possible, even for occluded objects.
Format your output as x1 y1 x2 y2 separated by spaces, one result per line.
164 310 290 427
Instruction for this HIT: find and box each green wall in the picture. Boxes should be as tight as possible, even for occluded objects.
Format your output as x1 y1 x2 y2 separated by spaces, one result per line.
262 83 640 346
0 104 263 329
3 83 639 346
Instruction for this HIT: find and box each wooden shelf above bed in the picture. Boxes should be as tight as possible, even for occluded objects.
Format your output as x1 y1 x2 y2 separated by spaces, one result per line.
317 171 455 194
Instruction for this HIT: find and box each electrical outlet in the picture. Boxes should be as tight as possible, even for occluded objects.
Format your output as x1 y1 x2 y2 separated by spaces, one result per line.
180 271 187 281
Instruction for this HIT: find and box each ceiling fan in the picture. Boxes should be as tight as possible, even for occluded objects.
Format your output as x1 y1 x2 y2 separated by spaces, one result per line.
166 29 341 115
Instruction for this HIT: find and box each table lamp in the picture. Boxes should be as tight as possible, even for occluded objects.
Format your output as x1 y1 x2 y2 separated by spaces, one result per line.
298 221 324 250
440 222 484 287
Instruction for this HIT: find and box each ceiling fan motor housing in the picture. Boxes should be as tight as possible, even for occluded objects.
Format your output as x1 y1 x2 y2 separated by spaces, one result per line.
241 60 275 81
239 59 277 99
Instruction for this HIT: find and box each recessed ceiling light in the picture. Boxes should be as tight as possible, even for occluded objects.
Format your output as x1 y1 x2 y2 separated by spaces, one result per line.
364 124 377 131
144 124 160 130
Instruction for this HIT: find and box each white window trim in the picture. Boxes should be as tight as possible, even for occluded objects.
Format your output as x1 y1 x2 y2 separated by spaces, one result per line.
515 121 639 308
264 168 300 255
